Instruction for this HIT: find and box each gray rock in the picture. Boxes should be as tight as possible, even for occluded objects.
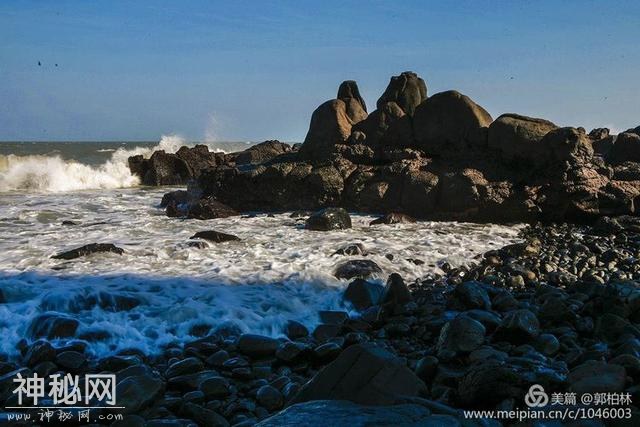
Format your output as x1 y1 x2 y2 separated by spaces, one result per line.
306 208 352 231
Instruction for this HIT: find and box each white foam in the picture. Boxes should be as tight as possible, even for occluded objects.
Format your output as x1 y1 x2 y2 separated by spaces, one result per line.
0 135 234 193
0 186 524 357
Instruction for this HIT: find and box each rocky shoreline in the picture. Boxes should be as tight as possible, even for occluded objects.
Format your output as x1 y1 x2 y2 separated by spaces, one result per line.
128 71 640 224
2 213 639 426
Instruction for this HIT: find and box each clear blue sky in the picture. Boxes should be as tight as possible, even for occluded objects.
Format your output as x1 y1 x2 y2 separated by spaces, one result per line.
1 0 638 142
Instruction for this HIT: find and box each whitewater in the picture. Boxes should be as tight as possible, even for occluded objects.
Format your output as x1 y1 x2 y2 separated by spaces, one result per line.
0 138 523 358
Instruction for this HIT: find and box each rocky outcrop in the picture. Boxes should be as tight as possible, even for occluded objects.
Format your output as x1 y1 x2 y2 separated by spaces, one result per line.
138 72 639 223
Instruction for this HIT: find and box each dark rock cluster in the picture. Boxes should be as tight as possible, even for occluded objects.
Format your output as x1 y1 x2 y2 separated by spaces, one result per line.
130 72 640 224
5 217 640 425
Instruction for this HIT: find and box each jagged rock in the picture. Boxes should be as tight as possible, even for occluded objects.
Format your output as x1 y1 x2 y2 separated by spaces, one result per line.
52 243 124 260
190 230 240 243
343 279 384 310
290 343 426 405
298 98 367 161
234 140 292 165
256 400 434 427
306 208 352 231
413 90 493 155
488 113 558 163
334 260 383 280
377 71 427 116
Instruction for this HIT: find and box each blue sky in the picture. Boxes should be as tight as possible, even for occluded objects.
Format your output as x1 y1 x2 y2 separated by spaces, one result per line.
1 0 639 142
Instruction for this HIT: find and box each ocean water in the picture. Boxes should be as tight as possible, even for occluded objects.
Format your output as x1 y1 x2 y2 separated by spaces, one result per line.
0 137 523 358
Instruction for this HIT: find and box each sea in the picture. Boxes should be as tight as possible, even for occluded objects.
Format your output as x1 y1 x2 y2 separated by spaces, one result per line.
0 136 523 357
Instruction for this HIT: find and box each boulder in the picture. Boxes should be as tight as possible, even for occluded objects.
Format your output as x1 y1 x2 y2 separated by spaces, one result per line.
453 281 491 310
27 313 79 339
160 190 193 208
493 309 540 343
305 208 352 231
181 197 239 220
290 343 426 405
334 260 383 280
377 71 427 116
487 113 558 163
234 140 292 166
437 315 486 356
343 279 384 310
413 90 493 155
190 230 240 243
351 101 413 148
457 362 523 406
337 80 367 113
256 400 434 427
608 131 640 164
236 334 280 358
116 366 165 415
298 98 367 161
381 273 413 307
51 243 124 260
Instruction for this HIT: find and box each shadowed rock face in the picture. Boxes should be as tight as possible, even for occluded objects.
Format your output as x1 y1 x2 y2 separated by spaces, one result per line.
134 72 640 223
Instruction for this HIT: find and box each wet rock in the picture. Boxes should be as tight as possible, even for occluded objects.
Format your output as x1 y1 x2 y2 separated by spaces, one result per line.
256 385 284 411
55 351 86 372
256 400 433 426
275 341 309 363
568 361 627 393
234 140 291 166
116 365 164 415
181 402 229 427
23 341 55 367
160 190 192 208
334 260 382 280
283 320 309 340
165 357 204 378
291 343 426 405
190 230 240 243
51 243 124 260
61 220 78 226
381 273 413 307
237 334 279 358
453 281 491 310
305 208 352 231
199 376 231 399
319 311 349 325
437 315 486 357
369 213 416 226
313 342 342 363
343 279 384 310
457 362 523 406
27 313 79 339
183 197 240 220
333 243 366 256
494 309 540 344
312 324 342 342
415 356 439 382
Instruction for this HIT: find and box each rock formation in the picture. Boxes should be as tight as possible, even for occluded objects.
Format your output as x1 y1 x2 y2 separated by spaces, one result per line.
130 71 640 223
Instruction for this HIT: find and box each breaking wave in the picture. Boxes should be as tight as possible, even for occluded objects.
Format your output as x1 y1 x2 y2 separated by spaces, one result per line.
0 135 223 193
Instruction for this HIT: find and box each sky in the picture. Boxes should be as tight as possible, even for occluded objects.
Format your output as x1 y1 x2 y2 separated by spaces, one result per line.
0 0 639 142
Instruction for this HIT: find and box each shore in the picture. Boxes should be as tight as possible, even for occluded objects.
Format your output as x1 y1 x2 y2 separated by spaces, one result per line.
1 214 638 426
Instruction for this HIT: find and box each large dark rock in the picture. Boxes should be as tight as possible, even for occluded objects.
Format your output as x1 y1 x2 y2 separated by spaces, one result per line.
369 213 416 225
116 365 165 415
608 131 640 164
179 197 239 220
488 113 558 164
52 243 124 260
305 208 352 231
338 80 367 113
256 400 434 427
413 90 493 155
343 279 384 310
541 127 594 164
129 145 223 186
382 273 413 307
290 343 426 405
334 260 383 280
27 313 79 339
190 230 240 243
234 140 292 166
568 361 626 393
236 334 280 358
437 315 486 357
376 71 427 116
